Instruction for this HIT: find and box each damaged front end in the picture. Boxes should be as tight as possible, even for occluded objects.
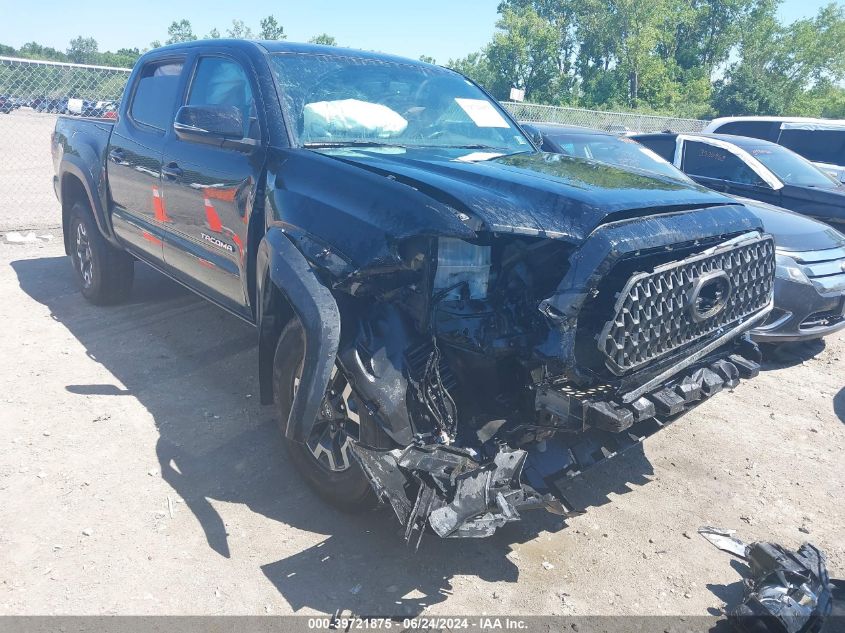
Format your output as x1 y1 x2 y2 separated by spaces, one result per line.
314 206 776 542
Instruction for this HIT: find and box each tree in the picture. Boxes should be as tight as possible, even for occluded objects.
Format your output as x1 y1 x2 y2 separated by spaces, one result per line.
259 15 286 40
419 55 437 64
205 28 221 39
713 1 845 115
18 42 67 62
227 19 253 39
447 52 496 91
309 33 338 46
66 36 99 64
485 6 564 102
165 19 197 45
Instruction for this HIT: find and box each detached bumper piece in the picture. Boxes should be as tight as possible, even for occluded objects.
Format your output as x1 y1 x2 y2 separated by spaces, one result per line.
351 443 576 547
535 353 760 435
699 527 835 633
733 542 833 633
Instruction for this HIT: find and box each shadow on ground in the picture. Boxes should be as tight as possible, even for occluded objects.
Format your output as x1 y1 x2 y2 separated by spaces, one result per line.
835 388 845 425
759 339 826 370
12 255 656 615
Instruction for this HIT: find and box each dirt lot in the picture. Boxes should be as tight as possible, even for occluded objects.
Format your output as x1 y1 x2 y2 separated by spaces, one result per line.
0 224 843 617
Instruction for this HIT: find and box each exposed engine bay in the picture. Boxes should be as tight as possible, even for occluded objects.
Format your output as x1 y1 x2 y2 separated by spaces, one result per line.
326 216 776 543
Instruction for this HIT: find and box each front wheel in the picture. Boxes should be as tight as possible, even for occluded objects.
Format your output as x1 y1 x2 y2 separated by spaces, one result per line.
273 319 378 512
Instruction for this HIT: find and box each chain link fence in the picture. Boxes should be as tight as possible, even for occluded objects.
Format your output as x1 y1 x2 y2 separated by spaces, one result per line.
502 101 708 134
0 55 710 233
0 56 131 231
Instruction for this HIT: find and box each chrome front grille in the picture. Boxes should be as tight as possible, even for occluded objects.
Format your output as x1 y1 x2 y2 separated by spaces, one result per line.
598 234 775 375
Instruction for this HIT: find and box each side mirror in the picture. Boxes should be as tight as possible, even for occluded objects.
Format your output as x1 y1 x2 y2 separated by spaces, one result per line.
530 130 544 149
173 105 258 151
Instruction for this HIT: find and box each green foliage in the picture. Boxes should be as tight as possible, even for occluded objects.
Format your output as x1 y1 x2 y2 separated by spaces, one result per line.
259 15 286 40
490 0 845 117
165 19 197 45
419 55 437 64
447 52 496 90
309 34 338 46
67 36 99 64
226 19 253 40
485 6 565 102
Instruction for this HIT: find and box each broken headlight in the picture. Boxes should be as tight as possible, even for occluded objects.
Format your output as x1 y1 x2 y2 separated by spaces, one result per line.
775 251 810 284
433 238 491 300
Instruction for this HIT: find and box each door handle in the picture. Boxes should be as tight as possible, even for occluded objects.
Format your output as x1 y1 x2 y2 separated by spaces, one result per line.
108 148 127 164
161 163 183 180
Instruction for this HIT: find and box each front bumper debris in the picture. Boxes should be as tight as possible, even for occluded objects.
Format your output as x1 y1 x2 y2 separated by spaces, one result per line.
353 351 761 543
352 443 576 547
699 527 835 633
535 352 760 435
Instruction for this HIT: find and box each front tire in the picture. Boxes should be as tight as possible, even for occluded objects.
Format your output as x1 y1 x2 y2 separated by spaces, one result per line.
273 319 377 512
68 201 134 305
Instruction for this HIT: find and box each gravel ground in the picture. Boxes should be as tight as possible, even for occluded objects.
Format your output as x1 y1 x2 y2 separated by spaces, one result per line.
0 209 843 615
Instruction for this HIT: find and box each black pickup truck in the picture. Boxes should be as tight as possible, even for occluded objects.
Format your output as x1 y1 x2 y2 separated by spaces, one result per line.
53 40 775 541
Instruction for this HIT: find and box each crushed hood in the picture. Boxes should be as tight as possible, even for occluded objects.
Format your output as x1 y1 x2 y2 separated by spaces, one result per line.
325 148 738 241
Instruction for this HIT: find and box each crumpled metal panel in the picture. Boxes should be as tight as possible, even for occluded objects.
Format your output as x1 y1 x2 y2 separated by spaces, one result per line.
598 234 775 375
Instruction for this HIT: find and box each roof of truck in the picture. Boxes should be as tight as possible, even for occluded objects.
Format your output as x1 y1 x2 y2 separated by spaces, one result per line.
152 39 438 70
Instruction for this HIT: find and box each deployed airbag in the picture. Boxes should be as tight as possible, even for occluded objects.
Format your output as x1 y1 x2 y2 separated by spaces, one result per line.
303 99 408 138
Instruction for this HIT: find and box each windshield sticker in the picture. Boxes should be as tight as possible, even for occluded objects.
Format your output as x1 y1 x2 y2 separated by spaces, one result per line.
455 98 510 128
515 136 527 145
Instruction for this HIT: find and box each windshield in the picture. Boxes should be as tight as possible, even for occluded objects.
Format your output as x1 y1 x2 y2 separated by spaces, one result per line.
548 133 689 181
778 128 845 166
745 144 840 187
270 53 530 152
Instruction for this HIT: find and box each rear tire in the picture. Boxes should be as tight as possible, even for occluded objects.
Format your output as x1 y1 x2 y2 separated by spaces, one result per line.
273 319 378 512
68 201 134 305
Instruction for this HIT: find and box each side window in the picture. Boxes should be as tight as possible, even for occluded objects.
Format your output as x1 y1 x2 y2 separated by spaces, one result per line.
637 136 676 162
130 60 184 130
188 57 257 139
682 141 763 185
715 121 779 141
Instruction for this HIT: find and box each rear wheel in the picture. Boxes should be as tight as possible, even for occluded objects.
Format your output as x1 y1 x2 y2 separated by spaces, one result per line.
68 201 134 305
273 319 377 512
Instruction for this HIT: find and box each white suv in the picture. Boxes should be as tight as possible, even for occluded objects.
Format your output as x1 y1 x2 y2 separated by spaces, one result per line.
703 116 845 184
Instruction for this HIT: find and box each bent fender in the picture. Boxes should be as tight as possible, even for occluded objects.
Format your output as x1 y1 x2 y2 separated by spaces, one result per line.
257 228 341 444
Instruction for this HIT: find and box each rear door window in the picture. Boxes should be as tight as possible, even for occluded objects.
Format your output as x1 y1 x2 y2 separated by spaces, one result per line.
713 120 780 141
682 141 763 185
636 136 677 162
130 60 184 131
777 128 845 165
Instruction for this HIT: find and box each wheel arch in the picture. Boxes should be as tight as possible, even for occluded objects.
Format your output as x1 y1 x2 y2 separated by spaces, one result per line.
58 160 117 255
256 227 342 445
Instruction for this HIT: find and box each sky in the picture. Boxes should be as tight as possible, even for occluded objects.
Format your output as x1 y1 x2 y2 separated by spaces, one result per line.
0 0 838 64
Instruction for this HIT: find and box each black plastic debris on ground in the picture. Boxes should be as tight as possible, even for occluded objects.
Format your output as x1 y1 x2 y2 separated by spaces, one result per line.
698 526 837 633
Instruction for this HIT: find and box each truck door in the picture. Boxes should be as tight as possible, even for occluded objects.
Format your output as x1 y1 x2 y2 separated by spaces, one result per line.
160 53 265 317
680 139 781 205
108 56 186 267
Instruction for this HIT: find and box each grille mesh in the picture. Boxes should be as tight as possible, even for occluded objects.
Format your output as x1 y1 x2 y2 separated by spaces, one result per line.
598 236 775 375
